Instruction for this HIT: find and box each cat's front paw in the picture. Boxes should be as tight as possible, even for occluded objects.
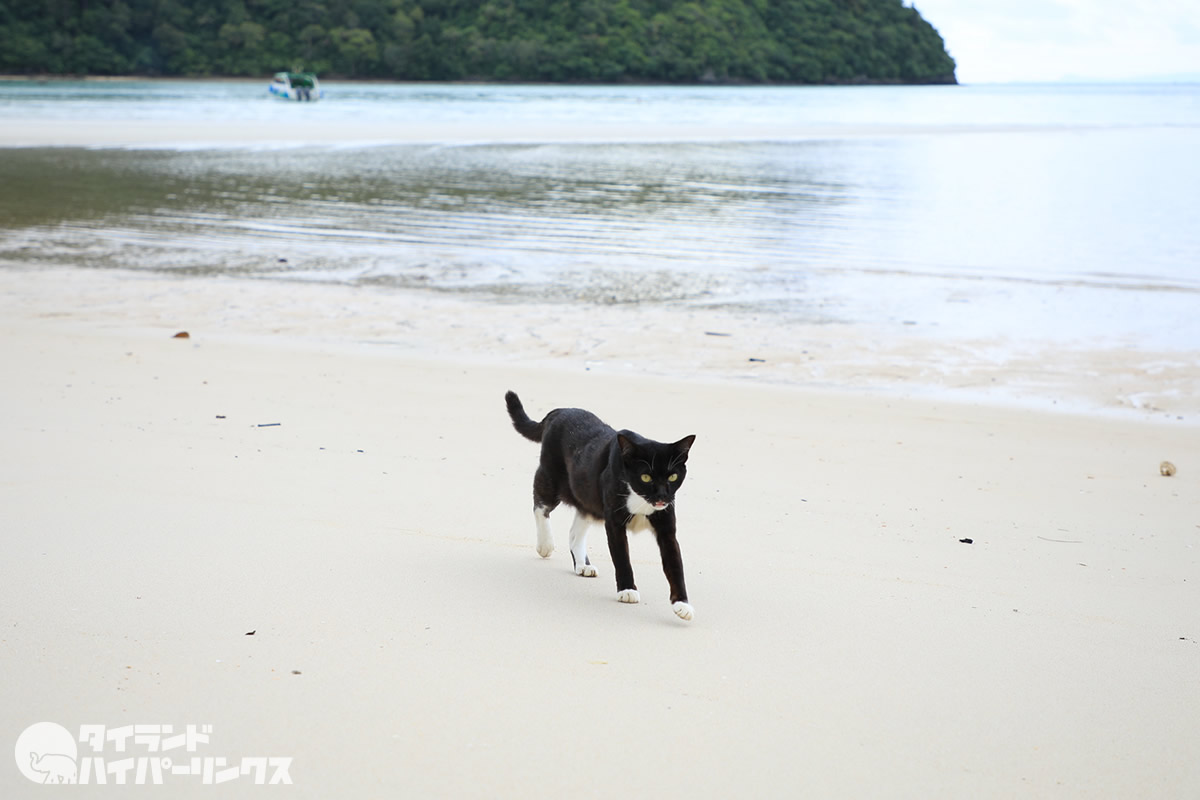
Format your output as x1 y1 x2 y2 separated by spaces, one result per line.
575 562 597 577
672 602 694 621
616 589 640 604
535 541 554 558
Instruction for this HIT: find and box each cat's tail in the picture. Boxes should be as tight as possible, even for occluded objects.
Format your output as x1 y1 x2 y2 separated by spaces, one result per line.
505 391 544 442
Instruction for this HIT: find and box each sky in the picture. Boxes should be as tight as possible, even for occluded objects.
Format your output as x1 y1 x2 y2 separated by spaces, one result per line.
912 0 1200 83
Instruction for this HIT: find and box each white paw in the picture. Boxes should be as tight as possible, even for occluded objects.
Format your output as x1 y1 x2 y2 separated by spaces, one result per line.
536 542 554 558
672 602 694 621
575 562 597 577
616 589 640 604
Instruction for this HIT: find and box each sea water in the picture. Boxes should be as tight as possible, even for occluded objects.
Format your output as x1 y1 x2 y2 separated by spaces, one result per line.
1 80 1198 352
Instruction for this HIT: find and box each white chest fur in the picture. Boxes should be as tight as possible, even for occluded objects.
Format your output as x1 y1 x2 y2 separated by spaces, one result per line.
624 483 658 531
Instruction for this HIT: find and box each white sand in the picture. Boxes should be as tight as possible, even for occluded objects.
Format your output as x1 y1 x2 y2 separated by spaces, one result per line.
2 266 1198 796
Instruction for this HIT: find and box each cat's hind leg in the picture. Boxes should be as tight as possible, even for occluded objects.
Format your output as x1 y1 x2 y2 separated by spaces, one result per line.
533 507 554 558
532 466 558 558
568 511 597 577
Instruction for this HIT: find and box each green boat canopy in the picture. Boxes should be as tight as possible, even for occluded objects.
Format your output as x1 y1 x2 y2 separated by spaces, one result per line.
279 72 316 88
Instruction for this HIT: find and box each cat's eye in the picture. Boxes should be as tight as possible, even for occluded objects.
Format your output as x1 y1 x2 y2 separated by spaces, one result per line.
668 473 679 482
640 474 652 483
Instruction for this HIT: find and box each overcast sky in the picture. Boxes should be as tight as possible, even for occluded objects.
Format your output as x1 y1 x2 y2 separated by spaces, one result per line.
912 0 1200 83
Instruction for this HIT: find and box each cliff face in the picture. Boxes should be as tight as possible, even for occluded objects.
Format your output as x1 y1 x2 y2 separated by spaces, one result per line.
0 0 956 85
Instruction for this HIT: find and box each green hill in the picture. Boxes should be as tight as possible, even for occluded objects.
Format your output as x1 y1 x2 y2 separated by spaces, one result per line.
0 0 956 84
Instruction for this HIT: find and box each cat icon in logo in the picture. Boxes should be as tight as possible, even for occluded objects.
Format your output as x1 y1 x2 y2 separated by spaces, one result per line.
14 722 77 784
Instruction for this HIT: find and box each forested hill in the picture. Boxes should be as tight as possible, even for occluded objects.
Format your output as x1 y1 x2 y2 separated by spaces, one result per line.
0 0 957 84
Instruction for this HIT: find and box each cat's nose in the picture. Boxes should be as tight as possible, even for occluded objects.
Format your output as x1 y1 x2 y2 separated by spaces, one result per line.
653 501 669 510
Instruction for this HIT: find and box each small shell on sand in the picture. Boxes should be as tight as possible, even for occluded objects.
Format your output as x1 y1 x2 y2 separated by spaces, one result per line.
1160 461 1176 477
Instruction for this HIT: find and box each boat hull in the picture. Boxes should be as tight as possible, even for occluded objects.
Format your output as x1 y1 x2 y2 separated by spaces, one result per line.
268 85 321 101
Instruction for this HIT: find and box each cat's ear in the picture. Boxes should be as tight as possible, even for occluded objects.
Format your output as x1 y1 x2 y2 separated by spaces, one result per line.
673 434 696 456
617 434 636 457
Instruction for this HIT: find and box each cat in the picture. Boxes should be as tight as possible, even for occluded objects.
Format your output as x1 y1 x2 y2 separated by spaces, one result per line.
505 390 697 621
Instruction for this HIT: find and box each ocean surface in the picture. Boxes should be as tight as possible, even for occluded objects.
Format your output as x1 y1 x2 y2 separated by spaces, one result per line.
1 79 1198 351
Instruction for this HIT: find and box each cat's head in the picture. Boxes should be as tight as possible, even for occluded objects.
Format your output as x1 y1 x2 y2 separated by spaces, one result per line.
618 432 696 513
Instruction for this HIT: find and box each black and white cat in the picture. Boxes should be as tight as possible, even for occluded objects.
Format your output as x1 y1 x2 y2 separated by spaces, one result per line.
505 391 697 621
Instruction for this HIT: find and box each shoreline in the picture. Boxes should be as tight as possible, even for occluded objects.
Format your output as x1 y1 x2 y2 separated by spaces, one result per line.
2 264 1197 423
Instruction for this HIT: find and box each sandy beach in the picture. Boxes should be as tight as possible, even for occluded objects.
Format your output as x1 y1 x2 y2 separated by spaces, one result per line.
2 264 1197 797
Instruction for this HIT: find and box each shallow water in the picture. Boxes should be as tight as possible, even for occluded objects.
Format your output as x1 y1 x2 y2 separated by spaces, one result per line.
1 80 1198 350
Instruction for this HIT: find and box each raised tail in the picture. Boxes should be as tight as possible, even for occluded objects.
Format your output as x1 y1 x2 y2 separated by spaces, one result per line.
505 390 544 442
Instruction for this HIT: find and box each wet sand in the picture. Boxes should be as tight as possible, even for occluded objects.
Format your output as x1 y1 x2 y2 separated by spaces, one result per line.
3 265 1197 418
